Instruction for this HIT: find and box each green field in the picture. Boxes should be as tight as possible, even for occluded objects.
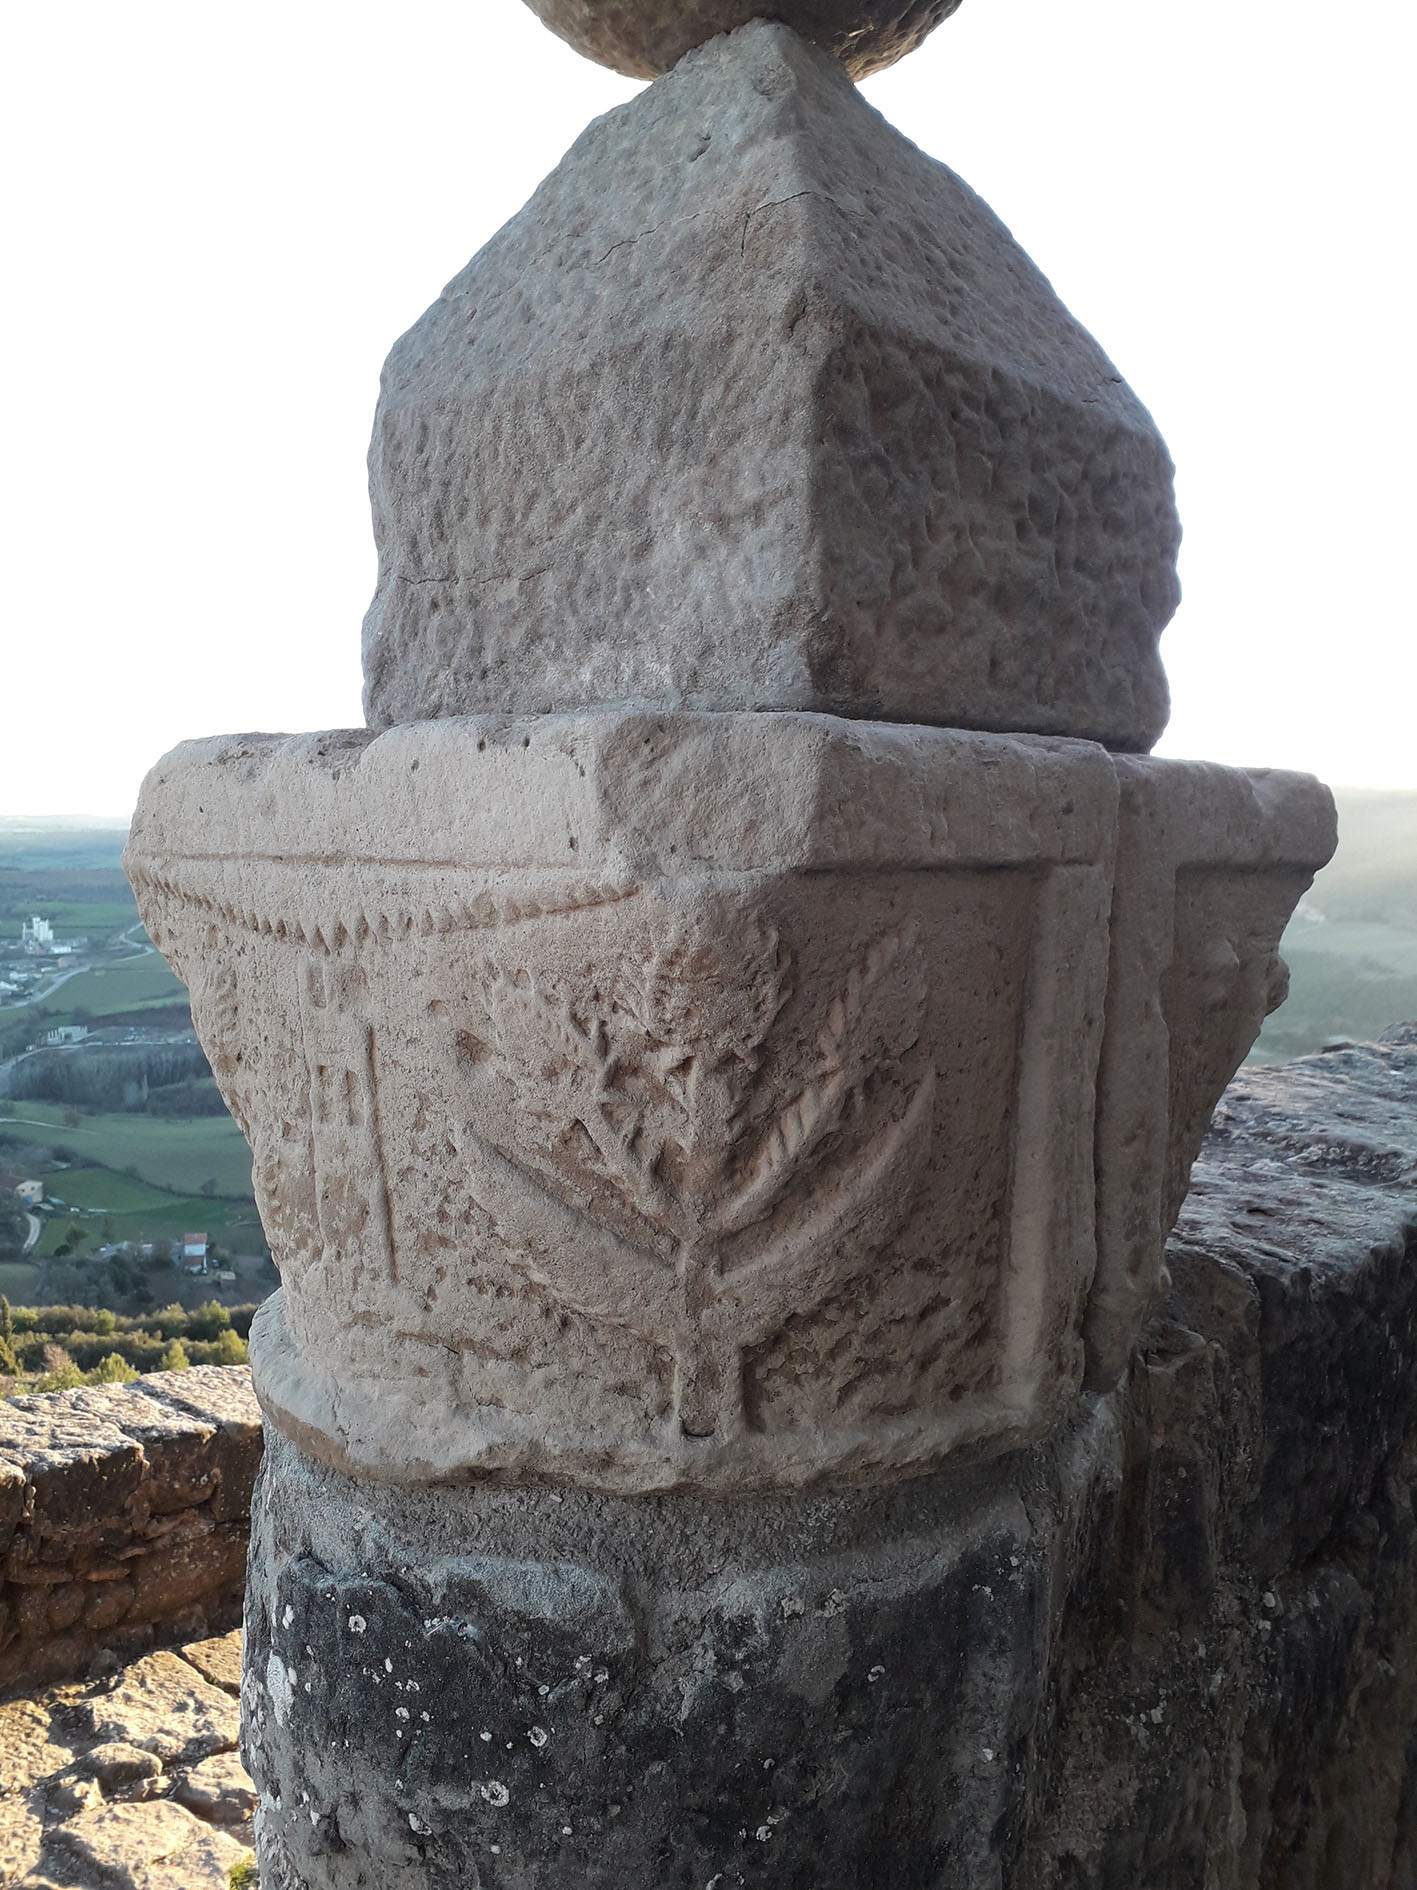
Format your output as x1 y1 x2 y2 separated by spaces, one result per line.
37 953 185 1016
0 1103 264 1269
0 951 188 1033
35 1163 258 1240
0 855 138 947
1 1102 253 1199
33 1196 263 1259
0 829 271 1280
0 1258 40 1300
1 901 137 939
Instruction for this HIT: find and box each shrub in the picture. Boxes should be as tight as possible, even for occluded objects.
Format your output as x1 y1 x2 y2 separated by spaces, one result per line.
35 1362 86 1392
190 1328 248 1367
187 1300 233 1342
91 1352 139 1384
1 1300 262 1396
35 1345 85 1392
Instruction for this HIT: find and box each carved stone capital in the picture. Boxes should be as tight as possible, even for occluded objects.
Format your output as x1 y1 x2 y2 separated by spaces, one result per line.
126 714 1333 1493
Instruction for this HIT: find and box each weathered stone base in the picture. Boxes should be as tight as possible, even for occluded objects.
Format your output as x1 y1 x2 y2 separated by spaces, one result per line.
245 1420 1101 1890
244 1032 1417 1889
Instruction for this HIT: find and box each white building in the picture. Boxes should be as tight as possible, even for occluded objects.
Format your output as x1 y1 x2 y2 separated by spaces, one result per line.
43 1024 88 1046
21 915 54 952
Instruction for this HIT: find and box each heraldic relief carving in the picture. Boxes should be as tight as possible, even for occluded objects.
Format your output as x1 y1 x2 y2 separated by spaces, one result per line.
126 714 1332 1496
127 715 1178 1494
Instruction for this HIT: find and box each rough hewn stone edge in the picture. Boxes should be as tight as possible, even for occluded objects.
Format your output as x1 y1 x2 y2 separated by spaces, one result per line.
122 715 1120 883
0 1368 260 1697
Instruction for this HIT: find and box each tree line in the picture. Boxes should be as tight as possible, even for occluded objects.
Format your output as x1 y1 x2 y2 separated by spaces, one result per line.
6 1041 216 1113
0 1295 253 1392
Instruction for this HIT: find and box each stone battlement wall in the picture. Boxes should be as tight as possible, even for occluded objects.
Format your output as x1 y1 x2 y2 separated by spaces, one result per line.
0 1367 260 1696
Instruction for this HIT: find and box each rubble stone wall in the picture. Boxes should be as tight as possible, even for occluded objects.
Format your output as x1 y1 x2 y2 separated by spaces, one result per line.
0 1368 260 1696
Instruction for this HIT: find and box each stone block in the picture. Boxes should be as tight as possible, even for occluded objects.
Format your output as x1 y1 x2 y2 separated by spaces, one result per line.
245 1426 1069 1890
135 1368 264 1523
173 1749 259 1824
0 1457 25 1560
73 1382 221 1519
131 714 1119 1492
83 1575 137 1634
127 714 1331 1495
180 1630 244 1695
130 1524 248 1623
78 1741 166 1789
0 1370 261 1695
81 1649 241 1766
50 1799 250 1890
522 0 962 80
0 1396 146 1557
0 1787 44 1886
1086 759 1339 1385
362 23 1179 750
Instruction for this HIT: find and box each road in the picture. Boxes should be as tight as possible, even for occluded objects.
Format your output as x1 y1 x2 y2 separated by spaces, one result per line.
22 1212 41 1255
12 961 86 1009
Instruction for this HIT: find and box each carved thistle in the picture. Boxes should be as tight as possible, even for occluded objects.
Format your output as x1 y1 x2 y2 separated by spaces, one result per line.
459 914 934 1438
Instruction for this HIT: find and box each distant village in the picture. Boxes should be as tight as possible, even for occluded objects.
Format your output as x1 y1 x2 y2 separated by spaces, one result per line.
1 912 199 1065
0 915 84 1004
1 911 246 1283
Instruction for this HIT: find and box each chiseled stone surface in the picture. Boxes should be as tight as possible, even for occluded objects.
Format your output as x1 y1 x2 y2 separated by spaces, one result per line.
362 23 1179 751
522 0 962 79
0 1369 260 1694
179 1633 244 1696
241 1031 1417 1889
125 716 1332 1495
81 1649 241 1767
1086 758 1339 1385
0 1630 253 1889
173 1750 259 1825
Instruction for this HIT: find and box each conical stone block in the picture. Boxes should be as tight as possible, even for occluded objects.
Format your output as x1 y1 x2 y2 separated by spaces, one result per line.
363 21 1180 750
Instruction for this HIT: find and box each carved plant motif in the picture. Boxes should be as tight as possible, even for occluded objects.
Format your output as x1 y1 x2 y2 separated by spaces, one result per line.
460 914 934 1437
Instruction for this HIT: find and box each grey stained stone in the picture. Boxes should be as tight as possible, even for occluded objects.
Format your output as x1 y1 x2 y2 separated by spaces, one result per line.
521 0 963 80
362 22 1179 750
242 1030 1417 1889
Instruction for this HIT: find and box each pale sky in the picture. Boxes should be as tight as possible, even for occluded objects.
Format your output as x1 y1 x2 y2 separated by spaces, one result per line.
2 0 1412 817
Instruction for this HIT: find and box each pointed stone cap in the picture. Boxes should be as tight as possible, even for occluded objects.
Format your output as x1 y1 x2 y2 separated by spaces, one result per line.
364 21 1179 749
521 0 963 80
